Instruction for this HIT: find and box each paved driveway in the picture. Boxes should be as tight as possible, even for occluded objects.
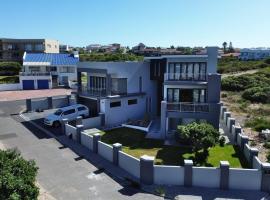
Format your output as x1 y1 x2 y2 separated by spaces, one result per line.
0 88 71 101
0 100 269 200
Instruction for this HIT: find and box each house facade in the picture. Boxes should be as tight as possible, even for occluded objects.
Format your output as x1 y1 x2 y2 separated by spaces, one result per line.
20 52 78 90
240 48 270 60
75 47 221 139
0 38 59 62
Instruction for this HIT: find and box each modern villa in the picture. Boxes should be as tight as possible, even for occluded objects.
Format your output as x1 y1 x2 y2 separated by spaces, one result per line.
75 47 221 139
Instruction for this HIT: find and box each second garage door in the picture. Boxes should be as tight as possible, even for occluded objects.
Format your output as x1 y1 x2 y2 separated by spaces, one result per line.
37 80 49 89
22 80 35 90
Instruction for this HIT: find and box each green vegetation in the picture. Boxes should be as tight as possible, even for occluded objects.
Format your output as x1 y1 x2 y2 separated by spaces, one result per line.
176 122 219 154
0 62 21 75
80 53 143 62
0 76 19 84
218 57 270 74
222 67 270 103
245 117 270 132
101 127 248 167
0 149 39 200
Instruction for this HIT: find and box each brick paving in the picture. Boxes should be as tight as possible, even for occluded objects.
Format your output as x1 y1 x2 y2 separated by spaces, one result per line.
0 89 72 101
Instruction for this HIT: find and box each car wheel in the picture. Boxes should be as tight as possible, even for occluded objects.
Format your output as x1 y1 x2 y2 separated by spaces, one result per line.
53 121 61 128
80 114 85 119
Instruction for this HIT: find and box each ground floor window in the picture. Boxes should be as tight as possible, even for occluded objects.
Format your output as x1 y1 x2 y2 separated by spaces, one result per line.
128 99 137 105
110 101 121 108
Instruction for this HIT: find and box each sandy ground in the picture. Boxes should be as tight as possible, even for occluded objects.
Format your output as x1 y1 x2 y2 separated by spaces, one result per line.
0 89 72 101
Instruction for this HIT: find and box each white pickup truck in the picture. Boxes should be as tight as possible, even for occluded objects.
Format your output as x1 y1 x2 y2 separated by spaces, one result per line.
44 104 89 127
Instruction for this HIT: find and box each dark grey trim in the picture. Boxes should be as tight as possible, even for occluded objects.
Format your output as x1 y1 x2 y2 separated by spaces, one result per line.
61 119 69 135
220 161 229 190
93 133 101 154
26 99 32 112
113 143 122 166
241 136 249 151
140 155 154 185
184 160 193 187
99 113 105 127
47 97 53 109
76 116 83 125
261 163 270 192
77 68 107 73
76 124 84 144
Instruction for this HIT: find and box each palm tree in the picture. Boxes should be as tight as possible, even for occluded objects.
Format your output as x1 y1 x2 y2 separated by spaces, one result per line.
222 42 227 53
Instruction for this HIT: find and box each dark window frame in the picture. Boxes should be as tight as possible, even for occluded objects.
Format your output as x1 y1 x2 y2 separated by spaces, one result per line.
110 101 121 108
128 99 137 105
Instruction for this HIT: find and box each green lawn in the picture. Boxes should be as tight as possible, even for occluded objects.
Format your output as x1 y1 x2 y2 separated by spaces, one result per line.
101 127 249 168
0 75 19 84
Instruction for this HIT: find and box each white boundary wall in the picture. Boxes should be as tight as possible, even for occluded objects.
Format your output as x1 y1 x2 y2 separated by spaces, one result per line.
65 124 77 140
122 121 153 132
244 144 250 161
0 83 21 91
81 132 93 150
154 165 184 185
98 141 113 162
119 151 140 179
229 168 262 190
192 167 220 188
253 156 262 170
82 116 101 129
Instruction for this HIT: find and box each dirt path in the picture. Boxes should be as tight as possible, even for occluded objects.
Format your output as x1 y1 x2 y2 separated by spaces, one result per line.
221 69 259 78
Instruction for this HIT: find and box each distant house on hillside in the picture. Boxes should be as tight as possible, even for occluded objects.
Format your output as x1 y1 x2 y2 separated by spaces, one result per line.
239 48 270 60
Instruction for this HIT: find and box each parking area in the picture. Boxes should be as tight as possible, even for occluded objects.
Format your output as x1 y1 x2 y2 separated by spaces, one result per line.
0 88 72 101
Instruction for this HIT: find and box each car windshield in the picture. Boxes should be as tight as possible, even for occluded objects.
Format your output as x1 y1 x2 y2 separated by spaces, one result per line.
54 109 62 116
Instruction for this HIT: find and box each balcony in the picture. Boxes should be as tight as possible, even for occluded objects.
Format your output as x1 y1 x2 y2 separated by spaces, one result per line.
19 72 51 76
164 73 207 81
167 102 209 112
77 85 107 97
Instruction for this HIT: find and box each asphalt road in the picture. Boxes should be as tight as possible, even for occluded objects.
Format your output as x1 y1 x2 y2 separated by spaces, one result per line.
0 100 269 200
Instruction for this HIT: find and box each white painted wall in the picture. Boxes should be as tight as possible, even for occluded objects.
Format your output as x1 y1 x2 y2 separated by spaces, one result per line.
244 144 250 161
81 132 93 150
31 98 49 110
0 83 21 91
154 165 184 185
52 96 69 108
237 133 242 146
229 168 262 190
82 116 101 129
65 124 77 138
98 141 113 162
119 151 140 179
192 167 220 188
253 156 262 170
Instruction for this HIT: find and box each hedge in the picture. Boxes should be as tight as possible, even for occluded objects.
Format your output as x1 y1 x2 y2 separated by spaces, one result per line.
0 62 21 75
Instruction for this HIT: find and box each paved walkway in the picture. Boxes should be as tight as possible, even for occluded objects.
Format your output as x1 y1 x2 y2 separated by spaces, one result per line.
0 88 71 101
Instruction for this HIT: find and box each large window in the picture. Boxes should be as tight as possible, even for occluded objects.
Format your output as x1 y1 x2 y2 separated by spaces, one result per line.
128 99 137 105
167 88 206 103
111 78 127 95
89 76 106 90
167 62 207 81
59 67 75 73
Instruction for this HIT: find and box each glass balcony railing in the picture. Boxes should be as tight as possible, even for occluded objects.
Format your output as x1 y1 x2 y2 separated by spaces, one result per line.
166 102 209 112
19 72 51 76
164 73 207 81
77 85 107 97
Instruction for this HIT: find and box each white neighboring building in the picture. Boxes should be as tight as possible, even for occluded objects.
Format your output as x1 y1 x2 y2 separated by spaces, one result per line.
240 48 270 60
20 52 79 90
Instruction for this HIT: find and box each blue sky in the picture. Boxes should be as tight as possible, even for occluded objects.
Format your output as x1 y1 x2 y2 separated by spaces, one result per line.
1 0 270 48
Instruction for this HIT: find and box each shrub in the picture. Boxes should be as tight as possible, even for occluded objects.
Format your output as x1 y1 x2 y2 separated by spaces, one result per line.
219 136 226 147
267 151 270 163
221 93 227 98
0 149 39 200
245 117 270 132
264 142 270 149
0 62 21 75
264 57 270 65
177 122 219 153
242 87 270 103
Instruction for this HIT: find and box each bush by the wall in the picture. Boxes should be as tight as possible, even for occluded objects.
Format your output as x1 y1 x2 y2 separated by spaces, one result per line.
242 87 270 103
0 62 21 75
245 117 270 132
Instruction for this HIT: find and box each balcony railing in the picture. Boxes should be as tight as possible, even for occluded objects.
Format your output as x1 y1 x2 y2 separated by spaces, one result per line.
164 73 206 81
78 85 107 97
19 72 51 76
167 102 209 112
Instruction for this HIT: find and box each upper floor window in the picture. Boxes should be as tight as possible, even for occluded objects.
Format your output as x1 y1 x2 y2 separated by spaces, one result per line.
59 67 75 73
25 44 32 51
35 44 44 51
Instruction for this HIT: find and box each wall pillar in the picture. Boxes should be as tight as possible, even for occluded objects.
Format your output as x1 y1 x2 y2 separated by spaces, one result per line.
61 118 69 135
93 133 101 154
184 160 193 187
160 101 167 139
220 161 230 190
249 148 259 165
221 106 227 120
47 97 53 109
76 124 84 144
113 143 122 166
234 126 242 143
224 112 231 125
67 95 71 105
26 99 32 112
241 135 249 151
99 112 105 127
140 155 154 185
261 163 270 192
228 118 235 133
76 116 83 126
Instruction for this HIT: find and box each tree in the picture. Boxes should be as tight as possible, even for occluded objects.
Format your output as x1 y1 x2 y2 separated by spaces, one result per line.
228 42 235 53
222 42 227 53
0 149 39 200
177 122 219 154
170 45 175 49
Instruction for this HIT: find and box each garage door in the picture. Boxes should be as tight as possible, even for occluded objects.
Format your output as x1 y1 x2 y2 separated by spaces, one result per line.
37 80 49 89
22 80 35 90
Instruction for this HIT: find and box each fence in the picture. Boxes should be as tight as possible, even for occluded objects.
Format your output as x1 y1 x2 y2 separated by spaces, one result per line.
26 95 74 112
62 120 270 192
0 83 21 91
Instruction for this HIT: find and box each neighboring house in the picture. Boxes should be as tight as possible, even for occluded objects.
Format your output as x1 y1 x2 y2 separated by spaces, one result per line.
239 48 270 60
20 52 79 90
60 44 71 53
75 47 221 139
0 38 59 62
221 52 240 58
